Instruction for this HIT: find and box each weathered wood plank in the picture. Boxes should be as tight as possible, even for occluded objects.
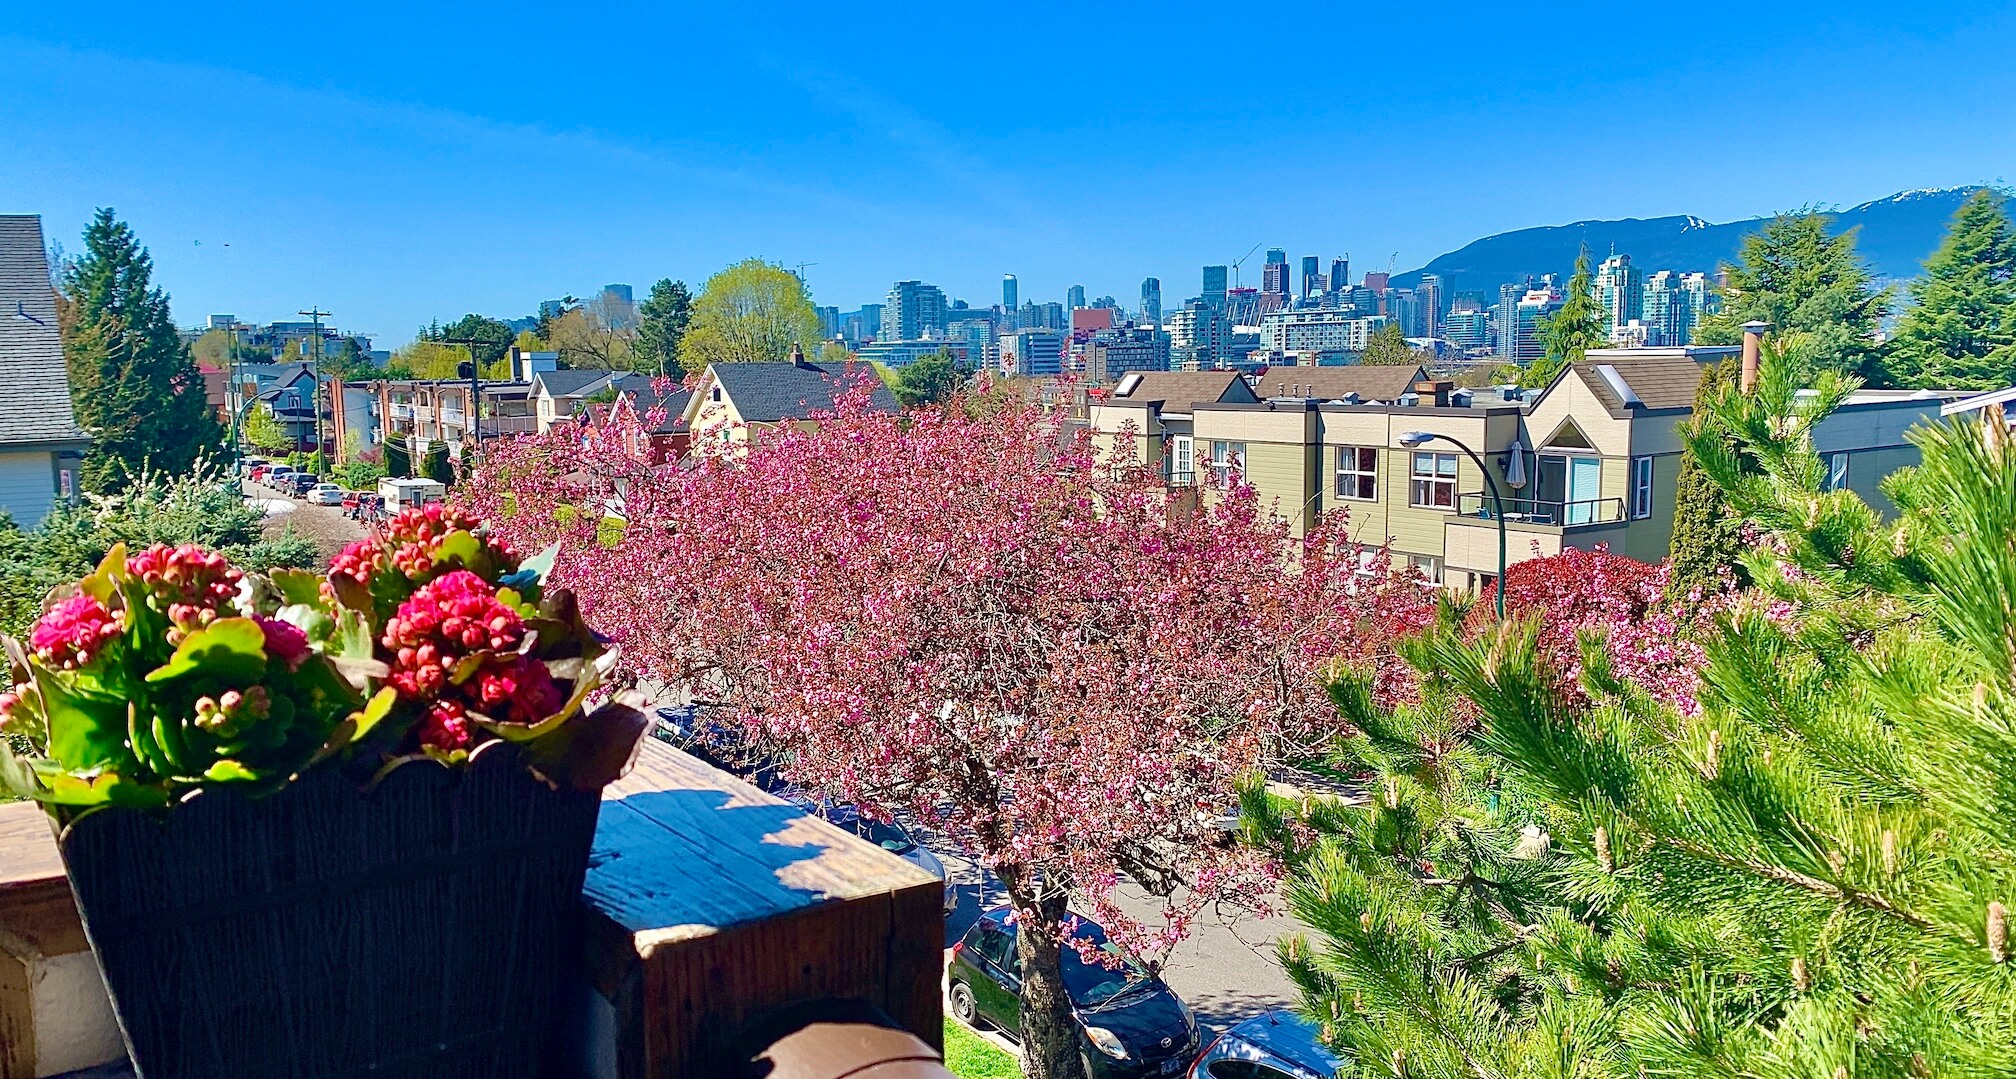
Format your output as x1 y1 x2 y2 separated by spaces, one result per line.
0 802 61 892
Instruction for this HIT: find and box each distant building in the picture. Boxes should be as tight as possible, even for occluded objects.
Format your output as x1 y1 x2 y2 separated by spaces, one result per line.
1385 288 1423 337
1594 254 1643 341
1082 326 1171 382
1328 257 1350 302
1168 302 1232 370
857 339 969 368
1260 249 1290 313
1300 255 1322 301
1019 301 1066 331
1363 271 1390 295
817 305 841 340
1509 284 1564 364
1070 308 1117 337
1140 277 1162 324
1202 265 1228 310
1066 284 1087 311
1444 308 1494 350
1418 274 1444 339
1003 274 1018 313
595 284 639 331
1641 270 1716 347
885 281 948 341
1000 329 1065 376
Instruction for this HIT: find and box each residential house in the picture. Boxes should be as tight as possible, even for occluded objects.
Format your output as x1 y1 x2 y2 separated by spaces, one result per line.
1188 345 1957 588
0 215 88 525
1088 371 1260 485
680 350 899 455
530 369 635 432
581 378 694 462
371 380 537 459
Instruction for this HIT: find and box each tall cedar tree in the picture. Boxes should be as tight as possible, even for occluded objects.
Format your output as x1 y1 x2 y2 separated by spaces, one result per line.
1522 246 1605 390
1665 358 1749 598
63 209 222 489
1697 210 1892 384
1886 188 2016 390
1257 341 2016 1077
634 278 693 376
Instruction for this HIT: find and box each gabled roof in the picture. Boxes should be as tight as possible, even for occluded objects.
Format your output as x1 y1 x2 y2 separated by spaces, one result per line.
530 369 618 399
1568 357 1709 413
699 361 899 424
1111 371 1257 409
1253 365 1429 402
0 215 86 446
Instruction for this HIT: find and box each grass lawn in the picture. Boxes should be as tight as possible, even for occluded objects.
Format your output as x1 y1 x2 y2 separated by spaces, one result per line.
944 1017 1020 1079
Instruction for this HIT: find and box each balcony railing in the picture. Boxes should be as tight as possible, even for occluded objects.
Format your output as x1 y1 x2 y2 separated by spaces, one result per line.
1457 491 1625 527
390 403 413 419
480 416 539 435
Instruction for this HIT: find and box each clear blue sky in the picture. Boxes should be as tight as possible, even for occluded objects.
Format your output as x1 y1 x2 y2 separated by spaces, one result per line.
4 3 2013 346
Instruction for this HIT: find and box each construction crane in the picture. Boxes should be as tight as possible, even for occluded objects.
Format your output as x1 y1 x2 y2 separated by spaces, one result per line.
793 262 818 283
1229 243 1262 290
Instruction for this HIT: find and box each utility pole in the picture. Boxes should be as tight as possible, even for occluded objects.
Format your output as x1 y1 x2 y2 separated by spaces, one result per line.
299 308 331 467
444 336 502 460
226 321 241 464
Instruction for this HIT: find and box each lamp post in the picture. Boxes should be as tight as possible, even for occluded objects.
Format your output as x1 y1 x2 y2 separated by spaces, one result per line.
1400 431 1507 620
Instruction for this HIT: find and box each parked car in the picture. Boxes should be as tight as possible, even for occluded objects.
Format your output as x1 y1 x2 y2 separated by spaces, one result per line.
257 465 290 485
307 483 345 505
286 473 319 497
948 907 1199 1078
238 457 268 477
1188 1010 1345 1079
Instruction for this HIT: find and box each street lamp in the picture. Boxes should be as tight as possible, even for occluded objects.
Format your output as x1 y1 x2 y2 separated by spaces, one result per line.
1399 431 1507 620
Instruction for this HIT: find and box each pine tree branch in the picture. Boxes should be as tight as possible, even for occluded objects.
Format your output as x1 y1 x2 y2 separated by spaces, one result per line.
1658 835 1933 930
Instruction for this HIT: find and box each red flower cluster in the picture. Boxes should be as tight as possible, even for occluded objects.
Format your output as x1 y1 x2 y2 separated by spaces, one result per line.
30 595 123 670
255 616 311 670
128 544 244 643
382 504 510 579
382 570 561 749
328 538 390 592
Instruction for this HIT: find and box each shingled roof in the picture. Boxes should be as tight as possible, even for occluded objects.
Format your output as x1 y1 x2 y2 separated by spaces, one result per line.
530 369 619 399
1255 365 1429 402
0 216 87 447
1571 357 1709 413
1110 371 1257 410
707 360 899 423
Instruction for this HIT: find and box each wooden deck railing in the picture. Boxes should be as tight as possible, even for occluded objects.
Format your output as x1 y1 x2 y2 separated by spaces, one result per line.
0 739 949 1078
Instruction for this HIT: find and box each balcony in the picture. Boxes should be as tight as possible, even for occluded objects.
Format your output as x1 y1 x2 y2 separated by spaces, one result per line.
480 415 539 436
1455 491 1624 527
390 403 413 419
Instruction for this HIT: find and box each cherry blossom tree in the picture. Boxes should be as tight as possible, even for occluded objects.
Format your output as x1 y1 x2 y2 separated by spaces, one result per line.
466 378 1431 1078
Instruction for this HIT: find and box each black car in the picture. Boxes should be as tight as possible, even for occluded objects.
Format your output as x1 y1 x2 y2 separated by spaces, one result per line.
949 907 1199 1078
1187 1009 1344 1079
287 472 319 496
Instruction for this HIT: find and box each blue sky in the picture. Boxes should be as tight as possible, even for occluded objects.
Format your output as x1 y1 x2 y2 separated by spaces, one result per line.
4 2 2013 346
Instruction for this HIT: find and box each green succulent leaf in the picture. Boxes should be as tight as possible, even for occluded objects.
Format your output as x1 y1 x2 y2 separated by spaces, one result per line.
78 542 127 606
30 764 166 808
268 567 327 608
434 530 482 570
522 694 648 793
37 664 137 773
145 617 267 684
203 759 261 782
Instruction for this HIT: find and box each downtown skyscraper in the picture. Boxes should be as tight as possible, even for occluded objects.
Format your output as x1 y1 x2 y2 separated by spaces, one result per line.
1140 277 1162 324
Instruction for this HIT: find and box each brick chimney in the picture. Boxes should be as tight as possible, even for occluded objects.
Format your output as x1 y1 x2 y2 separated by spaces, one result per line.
1412 379 1452 407
1740 321 1770 394
790 342 816 370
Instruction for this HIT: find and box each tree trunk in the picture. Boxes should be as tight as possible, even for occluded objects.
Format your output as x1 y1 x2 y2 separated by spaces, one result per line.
1010 887 1083 1079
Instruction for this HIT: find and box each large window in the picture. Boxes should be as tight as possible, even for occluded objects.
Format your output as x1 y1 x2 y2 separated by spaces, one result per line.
1209 441 1246 488
1409 451 1457 509
1631 456 1654 519
1335 446 1378 500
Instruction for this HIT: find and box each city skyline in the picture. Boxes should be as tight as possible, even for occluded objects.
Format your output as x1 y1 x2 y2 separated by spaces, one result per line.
4 5 2013 344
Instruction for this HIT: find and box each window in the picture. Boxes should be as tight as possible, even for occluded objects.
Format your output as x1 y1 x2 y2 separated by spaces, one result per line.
1631 456 1654 519
1406 554 1443 584
1335 446 1378 500
1169 435 1195 485
1825 452 1850 492
1209 441 1246 488
1409 451 1458 509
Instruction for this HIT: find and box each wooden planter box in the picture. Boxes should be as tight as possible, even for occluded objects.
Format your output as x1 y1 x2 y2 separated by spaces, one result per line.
56 741 602 1079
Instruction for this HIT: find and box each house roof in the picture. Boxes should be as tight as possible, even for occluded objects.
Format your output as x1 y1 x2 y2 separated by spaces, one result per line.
531 369 618 399
0 215 86 446
1569 357 1710 413
1253 365 1429 402
705 361 899 424
1111 371 1257 409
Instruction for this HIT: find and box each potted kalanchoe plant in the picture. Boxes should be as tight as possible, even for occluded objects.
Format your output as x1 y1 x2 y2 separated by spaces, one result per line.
0 504 645 1079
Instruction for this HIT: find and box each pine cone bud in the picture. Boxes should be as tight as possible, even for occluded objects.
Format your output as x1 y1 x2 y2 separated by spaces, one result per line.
1359 910 1374 933
1835 1067 1849 1079
1989 901 2009 964
1791 955 1811 991
1881 830 1898 878
1392 1048 1406 1076
1594 826 1614 874
1703 729 1722 779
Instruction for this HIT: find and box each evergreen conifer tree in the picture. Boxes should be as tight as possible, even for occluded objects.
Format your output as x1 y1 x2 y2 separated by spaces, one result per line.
62 209 222 489
1665 358 1748 598
1261 342 2016 1077
1522 247 1604 389
1886 188 2016 390
1697 210 1892 384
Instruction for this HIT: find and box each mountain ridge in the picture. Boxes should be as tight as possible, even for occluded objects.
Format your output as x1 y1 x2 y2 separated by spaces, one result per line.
1390 187 2005 298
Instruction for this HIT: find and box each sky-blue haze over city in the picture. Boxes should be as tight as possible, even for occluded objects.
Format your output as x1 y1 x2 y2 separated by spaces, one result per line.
3 2 2013 344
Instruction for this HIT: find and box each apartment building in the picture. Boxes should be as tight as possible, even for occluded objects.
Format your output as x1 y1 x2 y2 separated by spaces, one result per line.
370 380 538 459
1165 345 1955 589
